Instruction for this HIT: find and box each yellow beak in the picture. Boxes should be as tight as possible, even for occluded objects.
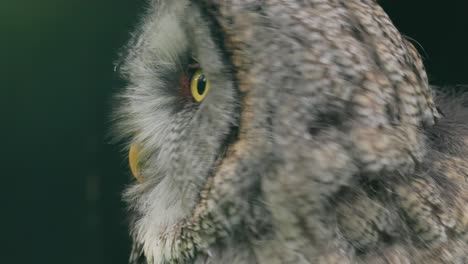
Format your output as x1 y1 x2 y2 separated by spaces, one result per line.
129 144 144 183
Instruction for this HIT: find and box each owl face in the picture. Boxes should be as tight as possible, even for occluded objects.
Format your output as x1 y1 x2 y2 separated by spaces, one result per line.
115 0 239 257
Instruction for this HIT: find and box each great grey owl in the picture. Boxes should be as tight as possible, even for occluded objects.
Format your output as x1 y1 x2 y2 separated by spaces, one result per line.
113 0 468 263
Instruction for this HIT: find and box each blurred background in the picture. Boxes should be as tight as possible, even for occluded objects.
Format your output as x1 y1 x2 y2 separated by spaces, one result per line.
1 1 467 264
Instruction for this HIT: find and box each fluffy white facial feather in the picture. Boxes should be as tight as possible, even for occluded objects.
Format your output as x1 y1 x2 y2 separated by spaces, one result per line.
115 0 238 261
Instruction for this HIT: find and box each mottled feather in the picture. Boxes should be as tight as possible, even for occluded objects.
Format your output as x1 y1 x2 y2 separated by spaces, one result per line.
115 1 468 263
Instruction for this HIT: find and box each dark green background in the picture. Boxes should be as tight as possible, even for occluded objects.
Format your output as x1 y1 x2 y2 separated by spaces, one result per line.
2 1 467 264
2 0 145 263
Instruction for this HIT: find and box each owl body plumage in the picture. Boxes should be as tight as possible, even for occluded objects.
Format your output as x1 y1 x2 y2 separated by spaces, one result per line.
115 1 468 263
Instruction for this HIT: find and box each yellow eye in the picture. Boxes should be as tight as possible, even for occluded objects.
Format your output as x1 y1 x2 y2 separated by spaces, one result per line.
190 70 210 102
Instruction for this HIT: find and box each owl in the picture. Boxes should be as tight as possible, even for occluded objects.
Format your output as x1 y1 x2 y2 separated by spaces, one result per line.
114 0 468 263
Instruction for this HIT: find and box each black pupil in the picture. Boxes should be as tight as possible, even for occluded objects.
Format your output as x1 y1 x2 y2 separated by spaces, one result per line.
197 75 207 95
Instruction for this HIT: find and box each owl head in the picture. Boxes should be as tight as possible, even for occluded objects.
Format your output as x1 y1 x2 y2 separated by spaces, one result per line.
114 1 439 263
